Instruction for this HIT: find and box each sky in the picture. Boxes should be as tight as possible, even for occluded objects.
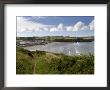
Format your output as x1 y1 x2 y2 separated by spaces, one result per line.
17 16 94 37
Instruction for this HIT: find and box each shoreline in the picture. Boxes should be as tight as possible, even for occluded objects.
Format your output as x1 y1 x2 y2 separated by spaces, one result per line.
17 40 94 47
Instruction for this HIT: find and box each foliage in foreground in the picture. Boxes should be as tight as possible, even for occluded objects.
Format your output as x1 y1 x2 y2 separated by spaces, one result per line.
16 47 94 74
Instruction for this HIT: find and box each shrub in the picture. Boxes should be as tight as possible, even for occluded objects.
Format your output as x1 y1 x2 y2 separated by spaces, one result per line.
16 47 94 74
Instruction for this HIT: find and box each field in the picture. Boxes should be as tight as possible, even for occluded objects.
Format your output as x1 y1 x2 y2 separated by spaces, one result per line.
16 47 94 74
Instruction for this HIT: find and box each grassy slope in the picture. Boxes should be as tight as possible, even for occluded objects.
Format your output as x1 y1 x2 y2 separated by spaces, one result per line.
16 47 94 74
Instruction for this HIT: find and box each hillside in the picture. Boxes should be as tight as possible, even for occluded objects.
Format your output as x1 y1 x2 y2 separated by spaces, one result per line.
16 47 94 74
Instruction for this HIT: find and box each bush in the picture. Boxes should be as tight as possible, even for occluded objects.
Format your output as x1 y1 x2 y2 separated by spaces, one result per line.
16 47 94 74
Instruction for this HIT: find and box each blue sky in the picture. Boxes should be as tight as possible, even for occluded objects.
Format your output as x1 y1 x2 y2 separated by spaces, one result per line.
17 16 94 37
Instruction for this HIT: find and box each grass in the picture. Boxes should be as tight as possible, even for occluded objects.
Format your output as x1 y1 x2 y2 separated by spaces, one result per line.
16 47 94 74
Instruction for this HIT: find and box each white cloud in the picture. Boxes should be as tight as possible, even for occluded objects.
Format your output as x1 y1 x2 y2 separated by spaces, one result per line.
66 26 73 31
57 23 63 30
17 17 94 34
49 23 64 32
49 23 67 32
71 20 94 31
73 21 88 31
66 21 90 32
74 21 84 30
89 20 94 30
17 17 52 33
50 27 58 32
81 26 88 30
43 27 49 31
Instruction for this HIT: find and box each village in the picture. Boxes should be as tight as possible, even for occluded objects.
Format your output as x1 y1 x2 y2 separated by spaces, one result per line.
16 36 94 47
16 39 47 47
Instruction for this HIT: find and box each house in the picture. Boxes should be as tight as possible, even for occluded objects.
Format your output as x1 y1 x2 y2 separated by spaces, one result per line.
16 39 47 47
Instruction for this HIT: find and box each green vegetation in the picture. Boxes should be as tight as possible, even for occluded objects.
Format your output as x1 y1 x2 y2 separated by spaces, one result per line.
16 47 94 74
17 36 94 42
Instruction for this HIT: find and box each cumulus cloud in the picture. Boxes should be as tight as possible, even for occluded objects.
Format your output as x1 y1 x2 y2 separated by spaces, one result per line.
49 23 64 32
66 21 88 31
66 26 73 31
43 27 49 31
73 21 85 31
89 20 94 30
73 21 89 31
66 20 94 32
57 23 63 30
17 17 94 34
50 27 58 32
17 17 52 33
